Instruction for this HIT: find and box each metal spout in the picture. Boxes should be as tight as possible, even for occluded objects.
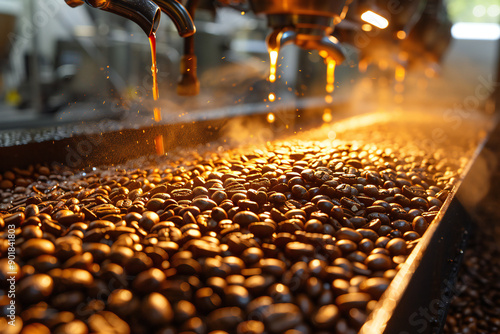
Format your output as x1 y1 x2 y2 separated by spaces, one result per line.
65 0 161 36
153 0 196 37
267 27 345 65
296 33 345 64
266 28 296 51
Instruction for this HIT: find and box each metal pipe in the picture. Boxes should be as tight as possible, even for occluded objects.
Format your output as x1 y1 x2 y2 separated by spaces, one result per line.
176 0 199 96
64 0 161 36
154 0 195 37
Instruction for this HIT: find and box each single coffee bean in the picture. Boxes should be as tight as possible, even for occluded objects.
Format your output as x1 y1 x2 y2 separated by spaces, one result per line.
359 277 390 299
313 304 340 329
335 292 371 312
386 238 407 256
365 254 392 271
88 311 130 334
237 320 265 334
141 292 174 326
19 274 54 303
21 238 55 259
207 307 244 332
263 303 303 333
224 285 250 308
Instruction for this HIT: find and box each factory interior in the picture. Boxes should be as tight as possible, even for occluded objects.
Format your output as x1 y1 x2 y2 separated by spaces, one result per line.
0 0 499 333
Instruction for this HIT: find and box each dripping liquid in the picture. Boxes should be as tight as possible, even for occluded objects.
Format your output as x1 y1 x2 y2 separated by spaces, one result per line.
149 33 164 155
325 58 336 103
149 33 159 101
269 49 278 83
268 49 278 104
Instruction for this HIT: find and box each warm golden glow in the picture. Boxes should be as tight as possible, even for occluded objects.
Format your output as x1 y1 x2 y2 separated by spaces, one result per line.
269 50 278 83
267 113 275 123
361 10 389 29
326 58 336 93
425 67 436 78
319 50 329 58
155 135 164 155
325 95 333 104
396 30 407 40
154 107 161 122
268 92 276 102
394 83 404 93
395 65 405 82
361 24 373 32
323 110 333 122
378 60 388 71
359 59 368 73
398 51 409 62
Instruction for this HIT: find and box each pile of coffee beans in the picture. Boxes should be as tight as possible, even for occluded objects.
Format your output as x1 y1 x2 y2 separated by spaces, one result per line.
444 213 500 333
0 139 459 333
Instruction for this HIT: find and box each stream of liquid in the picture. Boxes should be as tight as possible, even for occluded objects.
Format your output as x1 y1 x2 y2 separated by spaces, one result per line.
324 58 336 104
268 49 279 104
149 33 164 155
269 49 278 83
326 58 336 94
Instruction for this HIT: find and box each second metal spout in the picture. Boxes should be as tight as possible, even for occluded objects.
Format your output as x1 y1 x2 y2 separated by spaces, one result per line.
267 27 346 66
154 0 196 37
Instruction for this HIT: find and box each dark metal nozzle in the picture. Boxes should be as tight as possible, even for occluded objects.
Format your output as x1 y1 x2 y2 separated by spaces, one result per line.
154 0 196 37
296 34 346 63
177 55 200 96
267 27 346 65
65 0 161 36
88 0 161 36
266 28 296 51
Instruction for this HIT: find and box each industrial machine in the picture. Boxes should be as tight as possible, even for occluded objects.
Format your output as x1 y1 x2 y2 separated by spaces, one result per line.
0 0 498 333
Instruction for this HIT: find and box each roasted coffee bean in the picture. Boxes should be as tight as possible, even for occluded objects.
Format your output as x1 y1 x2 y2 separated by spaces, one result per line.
386 238 407 256
207 307 244 332
237 320 265 334
244 274 274 295
365 254 392 271
108 289 138 317
21 239 55 259
313 304 340 329
337 240 357 254
88 311 130 334
124 252 153 275
336 228 363 243
139 211 160 231
258 258 286 277
285 242 314 259
225 285 250 307
133 268 166 293
18 274 54 303
412 216 429 236
4 212 25 227
359 277 390 299
263 303 303 333
335 292 371 312
196 287 222 313
142 292 174 326
242 247 264 265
